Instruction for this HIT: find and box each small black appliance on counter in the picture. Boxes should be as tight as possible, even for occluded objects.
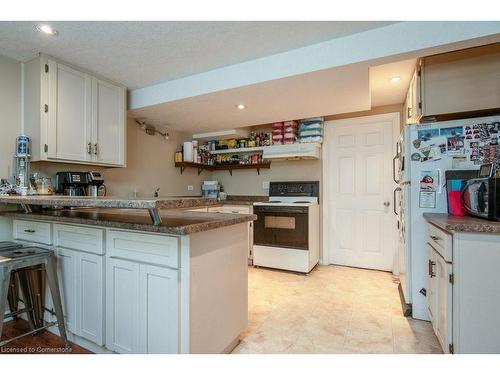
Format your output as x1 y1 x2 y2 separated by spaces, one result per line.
55 172 91 196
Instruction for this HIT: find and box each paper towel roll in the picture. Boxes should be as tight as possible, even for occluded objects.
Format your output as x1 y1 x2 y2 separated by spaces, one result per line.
183 141 194 162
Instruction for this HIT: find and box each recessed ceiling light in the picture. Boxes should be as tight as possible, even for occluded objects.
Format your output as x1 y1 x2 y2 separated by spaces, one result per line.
390 76 401 83
236 104 247 110
36 24 58 36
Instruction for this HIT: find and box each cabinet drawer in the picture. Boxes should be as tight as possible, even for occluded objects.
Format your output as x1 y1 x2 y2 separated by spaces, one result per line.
13 220 52 245
427 224 452 262
208 205 251 214
107 230 179 269
54 224 104 255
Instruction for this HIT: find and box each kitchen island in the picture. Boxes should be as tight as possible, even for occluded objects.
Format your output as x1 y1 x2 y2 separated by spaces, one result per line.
0 196 255 354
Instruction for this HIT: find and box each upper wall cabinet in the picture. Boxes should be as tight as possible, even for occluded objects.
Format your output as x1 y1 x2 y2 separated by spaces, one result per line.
404 43 500 124
24 54 126 167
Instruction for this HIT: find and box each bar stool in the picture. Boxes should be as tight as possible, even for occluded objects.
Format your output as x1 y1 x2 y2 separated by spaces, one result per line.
0 246 70 349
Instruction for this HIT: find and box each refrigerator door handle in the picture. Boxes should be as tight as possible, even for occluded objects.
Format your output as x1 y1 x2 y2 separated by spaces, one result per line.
393 187 402 215
393 154 401 184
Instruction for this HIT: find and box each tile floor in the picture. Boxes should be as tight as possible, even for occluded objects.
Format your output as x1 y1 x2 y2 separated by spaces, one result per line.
232 265 442 354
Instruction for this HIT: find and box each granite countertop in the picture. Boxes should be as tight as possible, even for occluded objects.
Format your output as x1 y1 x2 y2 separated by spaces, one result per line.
0 195 220 210
423 213 500 234
0 208 256 235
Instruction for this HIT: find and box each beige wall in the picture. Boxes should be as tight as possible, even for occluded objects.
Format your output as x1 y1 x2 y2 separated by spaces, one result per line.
33 118 205 197
213 160 321 196
0 55 22 180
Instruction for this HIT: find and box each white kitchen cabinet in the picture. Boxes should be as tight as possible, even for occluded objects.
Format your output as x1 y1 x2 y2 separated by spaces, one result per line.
92 78 126 165
56 248 79 335
56 247 105 345
105 258 141 354
47 60 93 162
435 253 452 352
404 65 422 125
426 244 437 329
426 222 500 354
106 257 179 354
404 44 500 124
421 43 500 118
138 264 179 354
24 53 126 166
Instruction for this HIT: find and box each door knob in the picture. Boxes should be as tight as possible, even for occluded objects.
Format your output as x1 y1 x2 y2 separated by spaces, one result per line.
383 201 390 207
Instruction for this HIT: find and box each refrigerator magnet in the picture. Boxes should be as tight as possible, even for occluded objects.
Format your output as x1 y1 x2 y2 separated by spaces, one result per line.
411 152 421 161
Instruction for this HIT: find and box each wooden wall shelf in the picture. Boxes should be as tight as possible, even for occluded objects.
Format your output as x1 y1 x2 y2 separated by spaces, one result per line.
175 162 271 176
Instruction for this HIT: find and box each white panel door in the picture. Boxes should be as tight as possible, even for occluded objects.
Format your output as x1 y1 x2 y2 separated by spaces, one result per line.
138 264 179 354
326 115 396 271
78 252 105 345
47 59 92 162
106 258 141 354
92 78 125 165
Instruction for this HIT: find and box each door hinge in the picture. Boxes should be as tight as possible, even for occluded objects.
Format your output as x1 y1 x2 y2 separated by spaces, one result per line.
418 102 422 109
45 64 49 73
449 273 454 285
417 67 421 77
44 104 48 113
44 144 48 153
449 343 454 354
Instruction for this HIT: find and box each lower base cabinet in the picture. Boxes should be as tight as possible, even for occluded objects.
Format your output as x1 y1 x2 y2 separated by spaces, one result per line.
56 248 105 345
105 258 179 354
426 223 500 353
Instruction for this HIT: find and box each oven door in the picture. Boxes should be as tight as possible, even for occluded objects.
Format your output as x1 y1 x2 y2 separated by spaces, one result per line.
253 205 309 250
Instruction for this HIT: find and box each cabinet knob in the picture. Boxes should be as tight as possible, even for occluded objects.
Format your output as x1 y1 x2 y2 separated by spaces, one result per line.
430 235 441 241
94 143 98 156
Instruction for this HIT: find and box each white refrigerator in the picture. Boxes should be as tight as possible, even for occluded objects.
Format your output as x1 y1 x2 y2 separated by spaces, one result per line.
395 115 500 321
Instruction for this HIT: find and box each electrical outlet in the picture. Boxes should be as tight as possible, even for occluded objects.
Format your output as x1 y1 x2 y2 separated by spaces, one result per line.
262 181 270 190
187 185 194 191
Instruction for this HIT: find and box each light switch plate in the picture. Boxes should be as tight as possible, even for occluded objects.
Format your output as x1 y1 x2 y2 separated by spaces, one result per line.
187 185 194 191
262 181 270 190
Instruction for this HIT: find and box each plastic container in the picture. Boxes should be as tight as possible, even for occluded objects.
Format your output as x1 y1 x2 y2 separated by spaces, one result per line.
447 179 466 216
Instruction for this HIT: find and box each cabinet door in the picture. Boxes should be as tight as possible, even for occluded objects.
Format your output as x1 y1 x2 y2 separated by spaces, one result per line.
47 59 92 162
436 254 453 353
427 244 437 330
92 78 125 165
138 264 179 354
106 258 141 354
78 252 104 345
56 248 79 335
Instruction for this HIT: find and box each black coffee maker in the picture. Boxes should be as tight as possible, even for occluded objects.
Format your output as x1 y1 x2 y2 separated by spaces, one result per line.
55 172 91 196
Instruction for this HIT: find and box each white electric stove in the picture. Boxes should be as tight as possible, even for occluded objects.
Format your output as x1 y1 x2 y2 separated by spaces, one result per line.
252 181 320 273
